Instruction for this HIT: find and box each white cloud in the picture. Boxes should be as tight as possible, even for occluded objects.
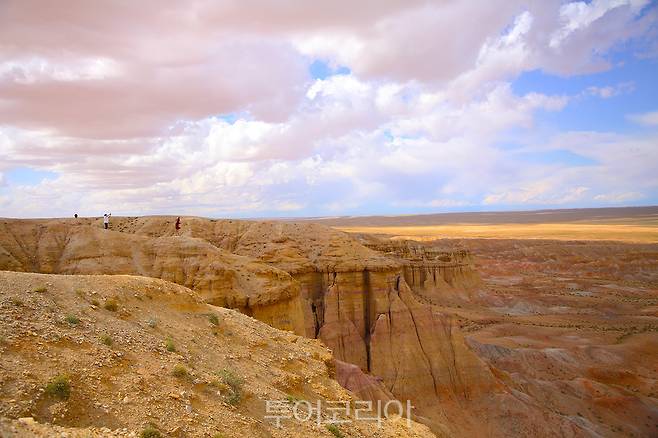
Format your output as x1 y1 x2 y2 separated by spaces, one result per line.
594 191 644 202
550 0 634 48
584 81 635 98
0 1 656 217
627 110 658 126
484 184 590 205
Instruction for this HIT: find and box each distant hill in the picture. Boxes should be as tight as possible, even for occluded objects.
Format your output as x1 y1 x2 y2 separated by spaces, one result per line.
296 206 658 227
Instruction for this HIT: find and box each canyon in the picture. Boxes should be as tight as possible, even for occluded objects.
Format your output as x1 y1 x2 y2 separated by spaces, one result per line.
1 216 657 436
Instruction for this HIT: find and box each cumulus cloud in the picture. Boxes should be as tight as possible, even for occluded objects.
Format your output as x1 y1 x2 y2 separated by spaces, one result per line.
0 0 656 217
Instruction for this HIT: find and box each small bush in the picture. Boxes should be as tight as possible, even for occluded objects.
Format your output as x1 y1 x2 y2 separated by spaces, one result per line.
165 337 176 352
147 318 157 328
208 313 219 326
33 286 47 293
326 424 344 438
44 374 71 400
10 297 23 306
91 299 100 307
104 298 119 312
65 314 80 325
140 425 162 438
172 364 188 379
100 334 113 346
217 369 244 405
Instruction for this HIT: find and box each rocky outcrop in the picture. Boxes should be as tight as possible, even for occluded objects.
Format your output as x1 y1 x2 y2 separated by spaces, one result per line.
359 238 480 302
0 219 307 334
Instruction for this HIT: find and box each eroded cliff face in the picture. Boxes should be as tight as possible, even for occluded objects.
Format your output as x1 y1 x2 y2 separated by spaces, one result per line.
0 219 307 334
357 238 481 303
0 217 591 436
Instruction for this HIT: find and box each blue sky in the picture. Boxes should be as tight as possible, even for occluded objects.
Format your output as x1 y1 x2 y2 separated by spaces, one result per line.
0 1 657 218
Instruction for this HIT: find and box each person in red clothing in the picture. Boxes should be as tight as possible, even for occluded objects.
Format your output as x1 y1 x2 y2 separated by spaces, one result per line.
175 216 181 231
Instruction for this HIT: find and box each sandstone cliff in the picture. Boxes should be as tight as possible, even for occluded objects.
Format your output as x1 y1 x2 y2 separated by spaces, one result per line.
0 270 437 437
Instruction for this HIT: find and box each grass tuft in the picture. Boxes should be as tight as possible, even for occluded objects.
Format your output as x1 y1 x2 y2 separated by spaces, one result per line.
326 424 344 438
172 364 188 379
217 368 244 405
165 337 176 352
208 313 220 326
100 334 113 346
104 298 119 312
140 425 162 438
65 314 80 325
285 393 302 403
44 374 71 400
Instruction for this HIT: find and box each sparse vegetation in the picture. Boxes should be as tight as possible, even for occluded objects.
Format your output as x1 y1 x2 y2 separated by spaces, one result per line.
44 374 71 400
172 364 188 378
165 337 176 352
147 318 157 328
140 425 162 438
217 368 244 405
10 297 23 306
104 298 119 311
326 424 344 438
208 313 219 325
65 314 80 325
33 286 47 293
91 299 100 307
286 393 302 403
100 334 113 346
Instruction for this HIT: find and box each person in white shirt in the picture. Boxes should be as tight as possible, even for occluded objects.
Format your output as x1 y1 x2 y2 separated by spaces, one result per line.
103 213 111 229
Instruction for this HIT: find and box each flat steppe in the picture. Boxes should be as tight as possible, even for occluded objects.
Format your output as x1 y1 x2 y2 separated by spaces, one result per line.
305 206 658 243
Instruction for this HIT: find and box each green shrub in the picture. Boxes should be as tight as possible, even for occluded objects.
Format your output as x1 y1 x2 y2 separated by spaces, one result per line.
44 374 71 400
208 313 219 326
172 364 188 379
326 424 344 438
140 425 162 438
100 334 113 346
104 298 119 312
217 369 244 405
165 337 176 352
65 314 80 325
33 286 47 293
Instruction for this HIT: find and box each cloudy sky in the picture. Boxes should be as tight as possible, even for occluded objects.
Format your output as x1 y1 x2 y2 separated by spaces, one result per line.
1 0 657 218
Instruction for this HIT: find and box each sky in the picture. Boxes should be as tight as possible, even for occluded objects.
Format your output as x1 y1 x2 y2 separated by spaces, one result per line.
0 0 657 218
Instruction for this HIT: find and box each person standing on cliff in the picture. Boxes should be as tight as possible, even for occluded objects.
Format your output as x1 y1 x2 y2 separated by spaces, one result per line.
175 216 181 232
103 213 111 230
